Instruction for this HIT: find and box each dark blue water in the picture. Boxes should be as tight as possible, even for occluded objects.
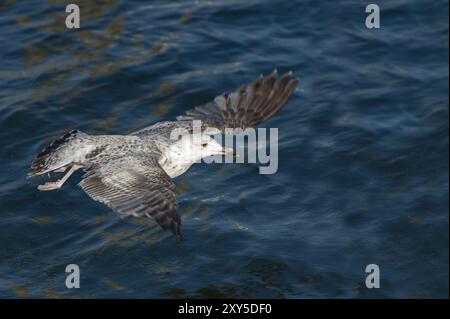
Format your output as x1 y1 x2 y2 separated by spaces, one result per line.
0 0 448 298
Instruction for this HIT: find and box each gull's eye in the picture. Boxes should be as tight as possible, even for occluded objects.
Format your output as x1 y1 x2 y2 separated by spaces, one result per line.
202 143 208 147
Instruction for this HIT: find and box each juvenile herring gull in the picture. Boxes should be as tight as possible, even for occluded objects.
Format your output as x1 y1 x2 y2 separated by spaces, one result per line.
28 70 299 240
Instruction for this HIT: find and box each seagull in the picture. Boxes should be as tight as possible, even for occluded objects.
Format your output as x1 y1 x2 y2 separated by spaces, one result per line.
28 70 299 240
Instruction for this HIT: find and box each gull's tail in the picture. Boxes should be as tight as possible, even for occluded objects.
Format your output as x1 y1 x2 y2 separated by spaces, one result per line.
28 129 90 178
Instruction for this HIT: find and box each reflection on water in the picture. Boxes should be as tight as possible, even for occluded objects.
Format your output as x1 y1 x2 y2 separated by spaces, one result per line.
13 0 171 114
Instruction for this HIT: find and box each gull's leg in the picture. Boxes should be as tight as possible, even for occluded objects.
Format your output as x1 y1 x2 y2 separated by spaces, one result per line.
38 164 82 191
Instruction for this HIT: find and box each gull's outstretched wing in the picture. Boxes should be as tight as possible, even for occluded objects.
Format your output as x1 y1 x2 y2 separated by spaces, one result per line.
176 69 299 131
79 154 182 240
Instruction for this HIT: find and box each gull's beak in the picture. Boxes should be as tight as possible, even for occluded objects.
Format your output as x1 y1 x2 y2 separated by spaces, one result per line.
221 147 238 159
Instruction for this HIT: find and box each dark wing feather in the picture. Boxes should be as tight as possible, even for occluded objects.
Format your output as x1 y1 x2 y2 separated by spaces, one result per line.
176 69 299 131
79 155 182 240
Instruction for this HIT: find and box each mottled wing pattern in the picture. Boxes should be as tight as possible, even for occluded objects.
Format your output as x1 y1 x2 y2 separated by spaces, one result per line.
176 69 299 131
79 154 182 240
